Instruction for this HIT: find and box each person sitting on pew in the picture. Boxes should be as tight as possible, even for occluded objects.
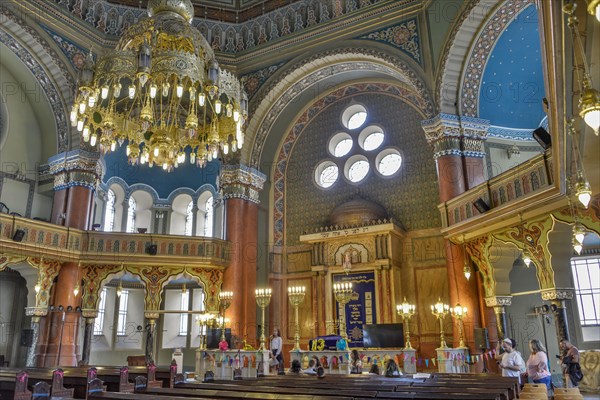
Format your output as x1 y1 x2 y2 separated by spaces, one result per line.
368 362 380 375
287 359 302 374
316 366 326 379
218 338 229 351
384 359 402 377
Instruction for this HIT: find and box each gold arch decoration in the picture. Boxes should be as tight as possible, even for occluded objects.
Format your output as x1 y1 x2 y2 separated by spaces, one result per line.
183 267 223 312
464 235 496 298
493 216 555 290
80 263 127 315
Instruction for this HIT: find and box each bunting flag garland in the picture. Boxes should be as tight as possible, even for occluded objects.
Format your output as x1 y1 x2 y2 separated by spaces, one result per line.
466 355 471 363
425 359 429 367
431 358 436 366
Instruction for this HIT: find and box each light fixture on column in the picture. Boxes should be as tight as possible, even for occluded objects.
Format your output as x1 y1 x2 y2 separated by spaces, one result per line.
116 280 123 297
587 0 600 21
564 2 600 133
462 235 471 280
431 298 450 348
255 288 272 351
396 298 416 350
218 291 233 342
575 174 592 208
73 283 80 296
333 282 353 341
182 283 187 294
451 303 468 348
288 286 306 351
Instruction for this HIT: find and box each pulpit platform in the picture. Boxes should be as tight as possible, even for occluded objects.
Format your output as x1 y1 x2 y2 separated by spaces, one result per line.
195 349 271 379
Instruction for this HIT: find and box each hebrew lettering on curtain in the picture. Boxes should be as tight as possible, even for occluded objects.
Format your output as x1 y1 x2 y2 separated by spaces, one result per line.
333 271 376 348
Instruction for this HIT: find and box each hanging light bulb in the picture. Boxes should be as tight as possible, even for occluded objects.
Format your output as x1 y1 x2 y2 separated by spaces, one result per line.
182 284 187 294
150 84 157 99
572 237 583 255
82 126 90 142
523 252 532 268
215 100 222 114
176 84 184 98
575 175 592 208
101 86 109 99
73 283 80 296
117 281 123 297
573 222 586 245
77 120 84 132
128 85 136 99
198 92 206 106
110 140 116 152
34 280 41 294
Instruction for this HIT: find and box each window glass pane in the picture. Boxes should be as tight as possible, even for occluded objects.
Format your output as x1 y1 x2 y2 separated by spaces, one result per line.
117 290 129 335
179 291 189 335
334 139 353 157
94 288 107 335
348 112 367 130
185 201 193 236
203 196 214 237
363 132 384 151
126 197 136 233
348 160 369 182
571 257 600 326
319 165 338 188
378 154 402 176
104 190 116 232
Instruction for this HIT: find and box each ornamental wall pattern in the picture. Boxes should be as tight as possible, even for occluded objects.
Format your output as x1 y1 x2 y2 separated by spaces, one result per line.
277 85 439 247
46 0 417 53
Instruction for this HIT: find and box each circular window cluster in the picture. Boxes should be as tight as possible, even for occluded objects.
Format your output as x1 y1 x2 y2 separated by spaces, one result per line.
315 104 402 188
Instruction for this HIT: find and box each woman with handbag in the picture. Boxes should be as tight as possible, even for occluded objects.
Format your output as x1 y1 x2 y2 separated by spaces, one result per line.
525 339 552 389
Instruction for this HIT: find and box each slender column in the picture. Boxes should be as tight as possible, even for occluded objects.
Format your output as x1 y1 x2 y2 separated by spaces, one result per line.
120 199 129 232
191 203 199 236
220 165 266 343
24 312 44 367
541 289 574 343
485 296 512 341
80 316 96 366
144 313 159 365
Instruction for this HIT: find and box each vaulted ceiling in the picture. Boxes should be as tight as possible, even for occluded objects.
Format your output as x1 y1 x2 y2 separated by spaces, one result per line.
108 0 303 22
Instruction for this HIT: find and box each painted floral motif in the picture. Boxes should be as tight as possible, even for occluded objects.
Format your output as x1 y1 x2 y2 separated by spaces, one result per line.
241 61 287 100
359 19 421 64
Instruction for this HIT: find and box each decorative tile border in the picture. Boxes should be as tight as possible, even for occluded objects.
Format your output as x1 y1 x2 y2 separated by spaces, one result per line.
357 18 421 65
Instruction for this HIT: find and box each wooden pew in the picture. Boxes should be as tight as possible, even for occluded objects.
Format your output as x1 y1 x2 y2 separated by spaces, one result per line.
32 381 51 399
14 370 32 400
117 367 134 393
51 368 75 398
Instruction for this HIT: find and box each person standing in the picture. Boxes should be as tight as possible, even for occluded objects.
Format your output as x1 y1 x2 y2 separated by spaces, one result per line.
525 339 551 389
495 338 525 383
560 339 582 388
270 328 283 374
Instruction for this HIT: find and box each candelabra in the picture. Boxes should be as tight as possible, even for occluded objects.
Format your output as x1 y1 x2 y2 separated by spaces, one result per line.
196 313 211 350
451 303 468 348
255 288 272 351
219 291 233 342
333 282 353 341
396 297 416 350
288 286 306 351
431 298 450 348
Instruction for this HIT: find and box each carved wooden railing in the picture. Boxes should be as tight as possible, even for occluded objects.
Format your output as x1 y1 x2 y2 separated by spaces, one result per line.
439 151 554 228
0 214 231 267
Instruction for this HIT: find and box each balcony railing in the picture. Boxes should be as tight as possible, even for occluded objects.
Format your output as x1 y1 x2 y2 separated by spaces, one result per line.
0 214 231 267
439 151 555 229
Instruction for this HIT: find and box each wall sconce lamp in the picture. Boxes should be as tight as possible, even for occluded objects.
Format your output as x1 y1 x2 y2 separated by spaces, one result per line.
564 2 600 133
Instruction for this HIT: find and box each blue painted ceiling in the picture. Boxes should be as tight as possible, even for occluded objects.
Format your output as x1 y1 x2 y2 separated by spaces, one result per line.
102 146 219 199
479 4 546 130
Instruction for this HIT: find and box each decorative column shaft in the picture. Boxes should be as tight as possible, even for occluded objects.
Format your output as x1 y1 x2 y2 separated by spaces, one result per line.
220 165 266 343
80 309 98 366
485 296 512 342
145 313 159 365
542 289 574 343
422 114 488 351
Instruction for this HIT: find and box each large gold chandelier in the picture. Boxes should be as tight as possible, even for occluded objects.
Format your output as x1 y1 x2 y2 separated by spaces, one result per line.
70 0 247 171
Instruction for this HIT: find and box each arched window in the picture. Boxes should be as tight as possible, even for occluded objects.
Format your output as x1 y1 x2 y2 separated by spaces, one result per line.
126 196 136 233
104 190 116 232
203 196 213 237
184 201 194 236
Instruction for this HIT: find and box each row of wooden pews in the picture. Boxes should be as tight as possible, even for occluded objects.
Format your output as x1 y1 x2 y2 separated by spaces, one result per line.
0 365 521 400
0 362 176 400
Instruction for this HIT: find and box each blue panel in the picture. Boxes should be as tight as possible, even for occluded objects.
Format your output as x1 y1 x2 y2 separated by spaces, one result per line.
102 145 219 199
333 272 377 348
479 4 546 129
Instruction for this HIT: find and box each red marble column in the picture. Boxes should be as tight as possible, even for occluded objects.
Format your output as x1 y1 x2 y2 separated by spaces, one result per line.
436 155 466 201
463 157 486 189
220 165 266 347
41 151 99 366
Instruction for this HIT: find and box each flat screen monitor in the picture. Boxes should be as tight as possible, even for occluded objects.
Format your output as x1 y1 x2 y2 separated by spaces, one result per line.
362 324 404 348
206 328 231 349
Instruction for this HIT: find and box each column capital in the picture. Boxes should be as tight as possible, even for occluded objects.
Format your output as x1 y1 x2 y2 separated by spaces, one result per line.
81 309 98 319
25 306 48 317
48 150 102 191
219 164 266 204
421 113 490 159
484 295 512 307
540 288 574 301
